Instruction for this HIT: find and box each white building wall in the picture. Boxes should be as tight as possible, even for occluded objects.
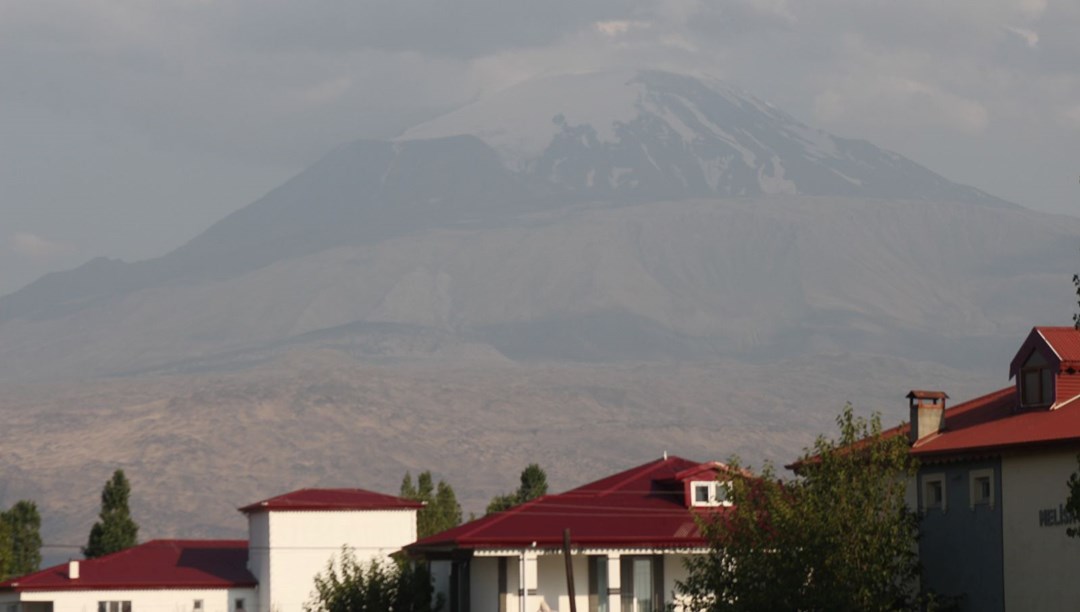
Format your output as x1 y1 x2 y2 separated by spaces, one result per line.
1001 449 1080 612
663 554 692 612
259 509 416 612
532 553 591 612
247 512 270 612
469 557 500 612
0 587 256 612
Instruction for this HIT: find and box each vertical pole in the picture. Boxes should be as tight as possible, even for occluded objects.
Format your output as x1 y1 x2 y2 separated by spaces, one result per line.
563 528 578 612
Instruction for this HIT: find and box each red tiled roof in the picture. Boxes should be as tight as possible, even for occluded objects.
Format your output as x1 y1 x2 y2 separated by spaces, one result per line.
1009 326 1080 379
863 385 1080 459
406 457 724 552
905 386 1080 457
0 540 255 592
1037 327 1080 365
238 488 423 513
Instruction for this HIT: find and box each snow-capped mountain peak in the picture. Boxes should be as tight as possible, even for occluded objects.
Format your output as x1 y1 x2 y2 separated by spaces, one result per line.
399 68 1006 205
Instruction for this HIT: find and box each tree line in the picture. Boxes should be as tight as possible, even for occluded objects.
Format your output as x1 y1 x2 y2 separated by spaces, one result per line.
0 468 139 582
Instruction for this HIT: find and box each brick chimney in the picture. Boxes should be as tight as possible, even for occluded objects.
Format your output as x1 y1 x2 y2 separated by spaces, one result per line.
908 390 948 444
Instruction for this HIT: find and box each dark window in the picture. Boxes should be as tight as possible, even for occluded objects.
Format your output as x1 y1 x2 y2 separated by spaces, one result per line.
588 556 609 612
923 475 945 511
1020 350 1053 407
620 556 663 612
694 485 710 503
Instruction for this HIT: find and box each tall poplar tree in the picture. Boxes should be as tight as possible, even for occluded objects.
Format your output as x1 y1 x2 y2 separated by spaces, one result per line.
399 471 462 539
1 500 42 578
83 470 139 558
485 463 549 515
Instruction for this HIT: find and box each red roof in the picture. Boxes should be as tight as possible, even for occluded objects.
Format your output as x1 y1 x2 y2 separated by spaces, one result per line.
239 488 423 513
0 540 255 592
1036 327 1080 364
1009 326 1080 379
406 456 725 552
902 386 1080 457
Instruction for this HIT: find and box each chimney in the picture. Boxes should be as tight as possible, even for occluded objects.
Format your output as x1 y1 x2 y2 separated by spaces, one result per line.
908 390 948 444
68 560 80 580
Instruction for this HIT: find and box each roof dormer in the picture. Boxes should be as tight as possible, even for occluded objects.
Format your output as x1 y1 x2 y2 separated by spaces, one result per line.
1008 327 1080 410
673 461 734 509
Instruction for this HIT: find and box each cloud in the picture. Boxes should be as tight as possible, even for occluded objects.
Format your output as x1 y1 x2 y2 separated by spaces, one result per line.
814 76 989 135
1005 26 1039 48
1060 105 1080 130
10 233 76 261
595 20 651 37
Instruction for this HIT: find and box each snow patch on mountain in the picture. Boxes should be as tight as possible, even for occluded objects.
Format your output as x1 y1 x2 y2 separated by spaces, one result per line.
400 69 645 170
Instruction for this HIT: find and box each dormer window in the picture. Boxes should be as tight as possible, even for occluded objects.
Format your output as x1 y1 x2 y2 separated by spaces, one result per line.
1020 350 1054 407
690 480 731 507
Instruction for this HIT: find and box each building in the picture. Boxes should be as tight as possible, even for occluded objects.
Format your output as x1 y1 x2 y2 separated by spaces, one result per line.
406 455 732 612
0 540 257 612
0 488 421 612
901 326 1080 611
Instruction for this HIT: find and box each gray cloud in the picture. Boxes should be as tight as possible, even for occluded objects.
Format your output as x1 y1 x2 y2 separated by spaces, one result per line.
1 0 1079 295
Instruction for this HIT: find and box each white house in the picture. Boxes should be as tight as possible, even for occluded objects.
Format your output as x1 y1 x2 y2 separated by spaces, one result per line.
405 455 732 612
0 539 257 612
240 488 421 612
0 488 421 612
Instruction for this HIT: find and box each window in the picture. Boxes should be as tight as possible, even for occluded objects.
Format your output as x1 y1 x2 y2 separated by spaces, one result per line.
690 481 732 507
588 556 609 612
969 469 995 509
1020 350 1054 407
620 556 663 612
235 599 246 611
98 602 132 612
922 473 946 512
194 601 203 612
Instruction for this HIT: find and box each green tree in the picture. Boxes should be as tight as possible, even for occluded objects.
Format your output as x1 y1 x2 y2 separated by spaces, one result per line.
486 463 549 515
304 547 442 612
400 471 463 539
0 517 12 580
83 469 139 559
678 405 922 612
1064 457 1080 537
0 500 42 578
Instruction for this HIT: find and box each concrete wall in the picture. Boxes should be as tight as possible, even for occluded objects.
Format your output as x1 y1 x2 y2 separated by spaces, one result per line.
1001 448 1080 612
253 508 417 612
470 557 501 612
454 551 694 612
0 587 256 612
662 554 692 612
917 458 1003 612
247 512 270 612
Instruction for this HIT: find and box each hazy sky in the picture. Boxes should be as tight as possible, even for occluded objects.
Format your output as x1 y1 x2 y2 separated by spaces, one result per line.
3 0 1079 295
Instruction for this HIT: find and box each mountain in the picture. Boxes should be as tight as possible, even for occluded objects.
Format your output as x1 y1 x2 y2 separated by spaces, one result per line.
2 66 1077 553
403 69 1009 205
0 68 1043 383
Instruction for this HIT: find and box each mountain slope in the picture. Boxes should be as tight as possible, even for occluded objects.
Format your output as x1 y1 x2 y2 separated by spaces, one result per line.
1 69 1010 331
0 194 1074 382
402 69 1010 204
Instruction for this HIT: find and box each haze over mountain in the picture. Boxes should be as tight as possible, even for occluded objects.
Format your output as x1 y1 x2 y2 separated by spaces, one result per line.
0 68 1054 382
0 68 1076 551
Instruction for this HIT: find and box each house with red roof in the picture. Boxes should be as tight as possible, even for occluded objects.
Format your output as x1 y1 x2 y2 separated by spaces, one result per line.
0 540 256 612
891 326 1080 612
0 488 421 612
405 455 732 612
